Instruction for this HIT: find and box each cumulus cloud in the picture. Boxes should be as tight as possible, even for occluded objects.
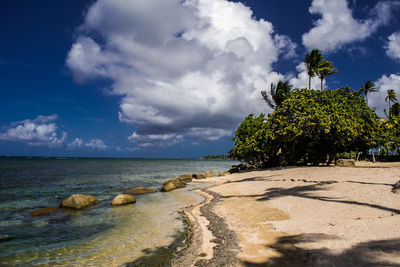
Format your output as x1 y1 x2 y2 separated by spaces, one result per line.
67 138 84 149
0 115 67 147
302 0 399 53
67 0 296 147
370 73 400 117
386 32 400 60
85 138 107 150
128 131 183 148
67 137 108 150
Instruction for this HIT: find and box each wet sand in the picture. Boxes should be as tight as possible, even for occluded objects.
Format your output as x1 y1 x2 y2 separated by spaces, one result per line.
176 162 400 266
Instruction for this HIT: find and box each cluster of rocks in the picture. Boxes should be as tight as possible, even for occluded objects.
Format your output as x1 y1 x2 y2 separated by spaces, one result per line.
29 169 230 217
160 170 229 192
29 187 157 217
228 163 260 173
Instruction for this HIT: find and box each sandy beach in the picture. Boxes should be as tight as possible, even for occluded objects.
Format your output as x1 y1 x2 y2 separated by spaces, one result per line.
177 162 400 266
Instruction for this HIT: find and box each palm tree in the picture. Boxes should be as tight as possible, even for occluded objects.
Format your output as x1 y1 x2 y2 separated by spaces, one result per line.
261 80 293 110
316 60 339 90
305 49 324 90
359 81 377 105
385 89 398 120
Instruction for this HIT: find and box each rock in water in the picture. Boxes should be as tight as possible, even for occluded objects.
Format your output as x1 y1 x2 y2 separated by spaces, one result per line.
60 194 99 209
193 173 206 179
111 194 136 205
205 171 213 177
29 207 58 217
124 187 157 195
228 165 239 173
161 178 186 192
161 181 177 192
336 159 355 167
177 174 193 183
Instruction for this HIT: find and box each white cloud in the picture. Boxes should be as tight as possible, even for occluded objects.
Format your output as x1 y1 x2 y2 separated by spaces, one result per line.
67 137 108 150
302 0 399 53
127 131 183 147
370 73 400 117
85 138 107 150
187 127 232 141
67 0 295 146
67 138 84 149
386 32 400 60
0 115 67 147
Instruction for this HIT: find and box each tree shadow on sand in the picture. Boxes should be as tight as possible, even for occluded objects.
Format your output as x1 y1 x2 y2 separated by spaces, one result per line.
242 234 400 266
222 180 400 215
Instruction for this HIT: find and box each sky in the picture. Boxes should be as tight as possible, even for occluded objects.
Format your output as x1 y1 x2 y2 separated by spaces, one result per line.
1 0 400 158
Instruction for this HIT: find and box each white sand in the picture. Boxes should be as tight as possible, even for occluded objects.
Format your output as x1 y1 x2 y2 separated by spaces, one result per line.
190 162 400 266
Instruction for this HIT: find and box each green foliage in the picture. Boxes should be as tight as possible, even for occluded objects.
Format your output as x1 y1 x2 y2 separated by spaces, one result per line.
386 106 400 153
261 80 292 110
390 103 400 118
230 88 385 166
336 151 356 159
229 114 271 165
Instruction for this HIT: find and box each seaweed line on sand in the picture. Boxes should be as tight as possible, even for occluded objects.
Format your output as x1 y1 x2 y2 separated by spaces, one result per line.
121 186 239 267
121 210 193 267
193 188 239 267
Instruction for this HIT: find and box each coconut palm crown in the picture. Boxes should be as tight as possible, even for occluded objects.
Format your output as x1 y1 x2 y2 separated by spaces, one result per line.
385 89 398 119
316 60 339 90
261 80 293 110
359 81 377 105
305 49 324 90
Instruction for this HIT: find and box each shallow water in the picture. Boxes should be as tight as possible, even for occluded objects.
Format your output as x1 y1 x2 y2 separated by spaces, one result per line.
0 157 237 266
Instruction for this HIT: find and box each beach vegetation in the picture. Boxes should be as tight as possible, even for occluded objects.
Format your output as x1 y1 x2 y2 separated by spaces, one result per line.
261 80 293 110
230 87 385 166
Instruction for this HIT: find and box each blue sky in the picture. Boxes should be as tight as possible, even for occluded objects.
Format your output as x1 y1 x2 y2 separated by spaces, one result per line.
1 0 400 158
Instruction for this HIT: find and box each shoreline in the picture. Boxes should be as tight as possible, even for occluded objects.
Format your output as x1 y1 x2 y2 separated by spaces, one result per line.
172 162 400 266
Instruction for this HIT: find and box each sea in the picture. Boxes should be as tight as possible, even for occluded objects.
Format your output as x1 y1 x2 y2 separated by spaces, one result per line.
0 157 237 266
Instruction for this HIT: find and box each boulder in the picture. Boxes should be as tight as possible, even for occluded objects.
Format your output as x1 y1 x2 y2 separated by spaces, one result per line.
336 159 355 167
161 178 186 192
237 164 247 171
193 173 207 179
124 187 157 195
228 165 239 173
161 181 176 192
111 194 136 205
29 207 58 217
205 171 213 177
60 194 99 209
177 174 193 183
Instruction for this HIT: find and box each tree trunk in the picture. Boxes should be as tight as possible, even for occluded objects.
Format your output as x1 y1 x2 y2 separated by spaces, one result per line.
320 78 323 90
372 149 376 163
356 152 360 161
309 76 311 90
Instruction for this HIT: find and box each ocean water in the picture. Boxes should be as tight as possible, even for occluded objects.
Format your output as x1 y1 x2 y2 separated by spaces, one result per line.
0 157 237 266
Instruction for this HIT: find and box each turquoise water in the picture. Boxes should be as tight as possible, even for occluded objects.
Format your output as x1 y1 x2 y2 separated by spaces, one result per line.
0 157 237 266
